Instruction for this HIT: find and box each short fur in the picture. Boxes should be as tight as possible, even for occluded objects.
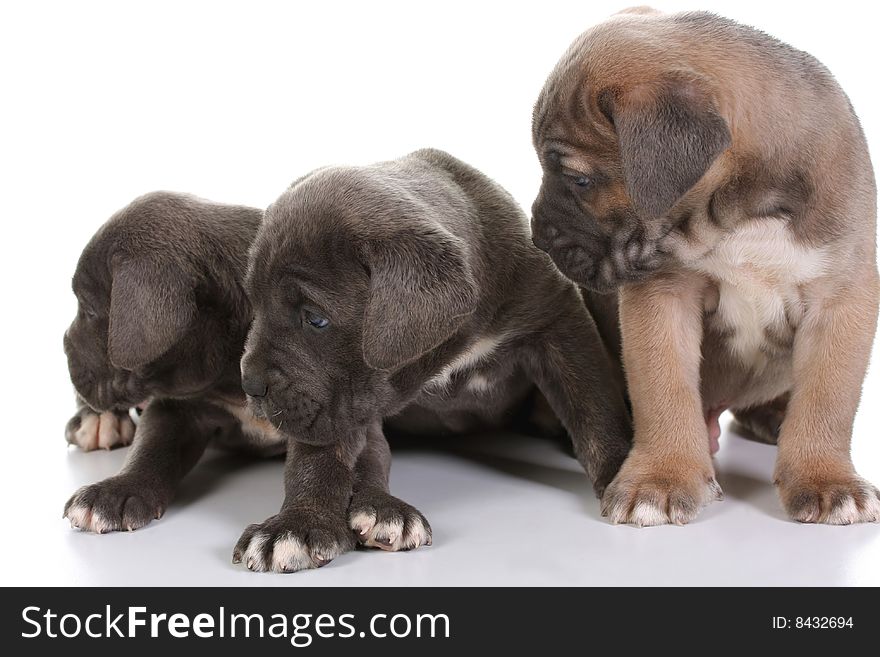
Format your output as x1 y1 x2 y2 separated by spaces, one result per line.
239 149 632 572
63 192 425 549
531 9 879 525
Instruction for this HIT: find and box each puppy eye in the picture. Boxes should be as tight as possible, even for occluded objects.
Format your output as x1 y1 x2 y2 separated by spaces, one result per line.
303 310 330 330
571 175 594 189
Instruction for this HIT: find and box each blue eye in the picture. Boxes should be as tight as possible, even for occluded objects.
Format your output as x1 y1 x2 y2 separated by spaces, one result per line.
304 310 329 330
572 175 593 188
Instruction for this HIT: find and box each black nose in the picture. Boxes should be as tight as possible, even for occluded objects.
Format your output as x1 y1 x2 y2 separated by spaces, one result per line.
242 373 267 398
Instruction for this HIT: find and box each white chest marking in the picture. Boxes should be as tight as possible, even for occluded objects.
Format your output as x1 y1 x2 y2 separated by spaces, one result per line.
467 374 494 393
222 402 285 445
426 335 504 391
688 219 828 364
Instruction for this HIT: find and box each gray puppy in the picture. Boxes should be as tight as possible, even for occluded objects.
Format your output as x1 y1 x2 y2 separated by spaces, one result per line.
238 149 632 573
63 192 420 545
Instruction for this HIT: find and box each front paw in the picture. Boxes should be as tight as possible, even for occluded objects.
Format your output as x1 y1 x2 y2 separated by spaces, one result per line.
63 476 167 533
776 471 880 525
349 492 432 551
600 451 722 526
233 510 356 573
65 407 135 451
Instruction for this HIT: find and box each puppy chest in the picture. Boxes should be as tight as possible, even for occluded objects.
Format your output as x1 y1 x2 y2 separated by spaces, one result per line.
690 219 828 366
407 333 532 432
423 334 508 396
416 333 530 413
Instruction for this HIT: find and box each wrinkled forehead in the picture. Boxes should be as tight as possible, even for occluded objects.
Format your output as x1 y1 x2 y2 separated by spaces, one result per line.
277 261 364 311
532 18 660 152
534 76 582 143
533 71 619 160
246 209 363 302
249 167 421 288
533 112 619 180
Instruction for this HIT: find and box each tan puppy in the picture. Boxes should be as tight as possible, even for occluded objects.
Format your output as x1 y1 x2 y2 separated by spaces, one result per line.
530 8 879 525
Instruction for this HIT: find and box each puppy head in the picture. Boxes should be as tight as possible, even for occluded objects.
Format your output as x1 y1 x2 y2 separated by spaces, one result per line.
64 192 256 411
241 167 478 444
530 17 731 291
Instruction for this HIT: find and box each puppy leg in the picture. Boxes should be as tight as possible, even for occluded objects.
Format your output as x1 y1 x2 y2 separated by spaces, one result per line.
602 274 721 526
731 394 789 445
63 399 216 533
348 421 432 551
233 435 363 573
65 395 135 451
775 272 880 524
523 286 632 497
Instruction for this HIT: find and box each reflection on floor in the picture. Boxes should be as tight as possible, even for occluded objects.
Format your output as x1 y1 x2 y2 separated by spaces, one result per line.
23 416 880 586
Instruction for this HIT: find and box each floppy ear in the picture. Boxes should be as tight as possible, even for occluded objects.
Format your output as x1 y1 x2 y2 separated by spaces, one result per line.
612 78 731 218
360 226 479 372
107 259 196 370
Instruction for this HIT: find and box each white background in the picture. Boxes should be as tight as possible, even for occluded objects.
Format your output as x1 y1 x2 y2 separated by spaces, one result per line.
1 0 878 586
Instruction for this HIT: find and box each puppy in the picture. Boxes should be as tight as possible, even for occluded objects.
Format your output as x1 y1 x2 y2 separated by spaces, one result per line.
63 192 420 549
531 9 879 525
238 148 632 572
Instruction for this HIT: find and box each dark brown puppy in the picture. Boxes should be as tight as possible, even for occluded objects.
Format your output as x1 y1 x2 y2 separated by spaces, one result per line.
238 148 632 573
63 192 423 545
531 9 879 525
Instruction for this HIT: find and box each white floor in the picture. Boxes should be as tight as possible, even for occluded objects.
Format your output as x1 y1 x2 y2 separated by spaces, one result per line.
7 409 880 587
